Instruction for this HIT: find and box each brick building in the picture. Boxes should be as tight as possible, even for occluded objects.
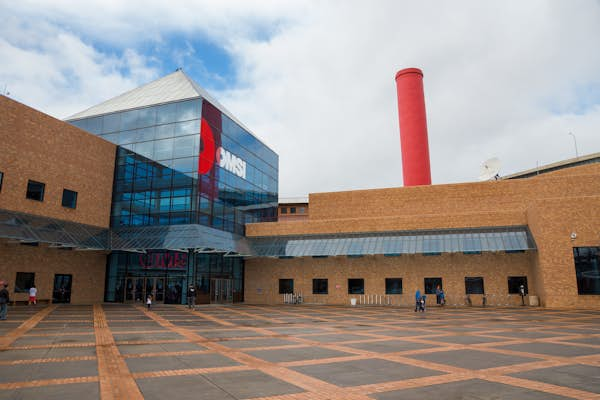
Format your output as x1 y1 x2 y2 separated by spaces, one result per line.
1 71 599 308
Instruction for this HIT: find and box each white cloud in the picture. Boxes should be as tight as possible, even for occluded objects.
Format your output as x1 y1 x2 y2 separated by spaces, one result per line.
2 0 600 197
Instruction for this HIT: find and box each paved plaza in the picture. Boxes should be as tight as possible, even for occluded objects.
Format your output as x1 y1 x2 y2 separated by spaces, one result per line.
0 304 599 399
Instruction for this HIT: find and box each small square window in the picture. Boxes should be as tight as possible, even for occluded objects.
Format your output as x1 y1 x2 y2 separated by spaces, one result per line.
290 207 296 214
15 272 35 293
424 277 442 294
508 276 528 294
26 180 45 201
465 277 485 294
279 279 294 294
385 278 403 294
313 278 328 294
299 207 306 214
280 207 287 214
348 278 364 294
62 189 78 209
0 171 4 191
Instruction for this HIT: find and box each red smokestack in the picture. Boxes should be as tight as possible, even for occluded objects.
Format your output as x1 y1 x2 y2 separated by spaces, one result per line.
395 67 431 186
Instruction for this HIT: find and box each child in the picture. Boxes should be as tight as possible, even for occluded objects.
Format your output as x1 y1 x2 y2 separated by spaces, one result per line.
146 294 152 310
28 285 37 305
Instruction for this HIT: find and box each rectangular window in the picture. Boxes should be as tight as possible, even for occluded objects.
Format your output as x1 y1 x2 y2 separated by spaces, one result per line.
26 180 45 201
385 278 403 294
0 171 3 191
424 277 442 294
507 276 528 294
465 277 485 294
62 189 78 209
312 278 328 294
574 247 600 295
280 207 287 214
15 272 35 293
299 207 306 214
348 278 364 294
290 207 296 214
279 279 294 294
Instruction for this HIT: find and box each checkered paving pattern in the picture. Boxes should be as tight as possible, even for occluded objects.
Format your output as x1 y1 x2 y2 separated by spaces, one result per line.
1 304 599 399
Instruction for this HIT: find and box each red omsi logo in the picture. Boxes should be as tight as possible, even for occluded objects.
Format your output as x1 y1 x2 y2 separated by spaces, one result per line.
199 118 247 179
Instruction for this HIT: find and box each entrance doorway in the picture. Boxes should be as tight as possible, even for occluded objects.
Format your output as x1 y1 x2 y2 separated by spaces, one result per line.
124 277 165 303
210 278 233 304
52 274 72 303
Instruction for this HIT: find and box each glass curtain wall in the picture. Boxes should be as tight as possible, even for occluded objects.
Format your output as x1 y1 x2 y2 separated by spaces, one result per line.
71 96 278 304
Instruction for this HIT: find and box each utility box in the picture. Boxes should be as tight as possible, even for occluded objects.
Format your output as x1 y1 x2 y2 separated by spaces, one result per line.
529 296 539 306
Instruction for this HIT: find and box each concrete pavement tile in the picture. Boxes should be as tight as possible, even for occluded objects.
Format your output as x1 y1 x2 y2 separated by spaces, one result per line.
0 382 100 400
125 353 239 372
247 346 354 363
406 349 540 369
291 358 444 387
372 378 570 400
0 360 98 383
509 364 600 393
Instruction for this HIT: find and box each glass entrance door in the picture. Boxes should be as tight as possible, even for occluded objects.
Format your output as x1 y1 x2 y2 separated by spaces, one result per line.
210 279 233 304
52 274 72 303
124 277 165 303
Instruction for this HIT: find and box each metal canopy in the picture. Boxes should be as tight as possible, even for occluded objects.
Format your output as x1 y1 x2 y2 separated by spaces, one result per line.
248 227 536 258
0 209 536 258
0 209 108 250
110 223 251 254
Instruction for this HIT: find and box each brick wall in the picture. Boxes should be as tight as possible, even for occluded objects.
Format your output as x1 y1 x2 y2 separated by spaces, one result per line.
246 164 600 308
245 252 534 307
0 241 106 304
0 96 116 227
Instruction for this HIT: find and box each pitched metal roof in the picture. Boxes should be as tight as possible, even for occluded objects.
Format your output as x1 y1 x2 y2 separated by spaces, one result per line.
65 70 253 135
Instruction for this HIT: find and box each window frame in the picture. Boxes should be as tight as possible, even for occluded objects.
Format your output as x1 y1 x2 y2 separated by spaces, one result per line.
385 278 403 294
0 171 3 192
312 278 328 294
507 276 528 294
26 180 45 201
279 279 294 294
465 276 485 294
348 278 365 294
424 277 442 294
15 272 35 293
61 188 78 209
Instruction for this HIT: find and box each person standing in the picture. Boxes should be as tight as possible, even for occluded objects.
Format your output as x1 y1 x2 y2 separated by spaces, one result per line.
187 284 196 309
146 294 152 310
415 288 422 312
0 283 9 320
435 285 442 305
29 285 37 305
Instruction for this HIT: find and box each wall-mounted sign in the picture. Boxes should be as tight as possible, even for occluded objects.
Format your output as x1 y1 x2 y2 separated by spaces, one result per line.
200 117 247 179
139 252 187 270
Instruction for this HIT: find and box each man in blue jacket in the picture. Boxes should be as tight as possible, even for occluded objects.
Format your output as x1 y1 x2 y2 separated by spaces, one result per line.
415 288 422 312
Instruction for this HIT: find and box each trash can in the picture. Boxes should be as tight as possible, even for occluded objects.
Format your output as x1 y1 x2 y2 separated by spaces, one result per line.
529 296 539 306
350 298 357 306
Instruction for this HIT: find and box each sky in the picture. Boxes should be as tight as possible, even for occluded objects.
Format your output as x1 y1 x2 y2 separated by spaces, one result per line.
2 0 600 198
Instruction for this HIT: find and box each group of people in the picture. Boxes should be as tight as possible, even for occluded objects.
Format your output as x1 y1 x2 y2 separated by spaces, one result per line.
0 282 39 321
415 285 445 312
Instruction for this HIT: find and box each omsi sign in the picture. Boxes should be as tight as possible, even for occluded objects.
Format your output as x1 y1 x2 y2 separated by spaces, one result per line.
217 147 247 179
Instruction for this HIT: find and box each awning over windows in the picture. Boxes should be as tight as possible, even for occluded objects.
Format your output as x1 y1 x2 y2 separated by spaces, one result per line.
248 227 536 257
0 208 108 250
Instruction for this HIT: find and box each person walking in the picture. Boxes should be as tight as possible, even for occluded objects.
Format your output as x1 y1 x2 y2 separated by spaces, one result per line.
415 288 422 312
146 294 152 310
28 285 37 305
0 283 10 320
187 284 196 309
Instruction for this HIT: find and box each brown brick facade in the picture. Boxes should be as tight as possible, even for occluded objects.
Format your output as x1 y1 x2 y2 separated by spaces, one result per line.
0 241 106 304
246 164 600 308
0 96 115 304
0 96 116 227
